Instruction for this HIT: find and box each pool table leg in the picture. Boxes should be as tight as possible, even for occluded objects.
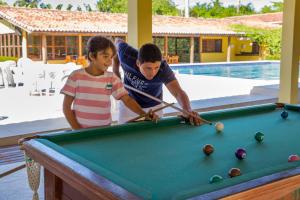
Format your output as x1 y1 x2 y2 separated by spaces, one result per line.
44 168 62 200
44 168 91 200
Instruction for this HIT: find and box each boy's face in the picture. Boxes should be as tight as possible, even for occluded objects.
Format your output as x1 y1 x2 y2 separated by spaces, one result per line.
90 48 114 72
137 61 161 80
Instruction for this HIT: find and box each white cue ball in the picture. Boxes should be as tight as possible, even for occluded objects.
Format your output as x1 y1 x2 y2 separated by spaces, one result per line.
215 122 224 132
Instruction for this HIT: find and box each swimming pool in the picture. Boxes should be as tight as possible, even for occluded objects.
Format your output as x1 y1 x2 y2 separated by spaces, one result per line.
171 61 284 80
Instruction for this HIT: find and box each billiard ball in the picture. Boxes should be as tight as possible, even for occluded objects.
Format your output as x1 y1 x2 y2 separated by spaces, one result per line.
228 168 241 178
235 148 246 160
209 175 223 183
281 110 288 119
288 154 300 162
254 132 264 142
215 122 224 132
203 144 214 156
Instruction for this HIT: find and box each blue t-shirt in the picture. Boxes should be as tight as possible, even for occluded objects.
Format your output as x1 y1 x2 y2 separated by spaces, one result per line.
117 42 176 108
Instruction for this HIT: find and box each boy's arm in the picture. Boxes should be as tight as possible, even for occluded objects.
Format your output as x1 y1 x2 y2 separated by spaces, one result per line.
63 95 81 130
120 94 159 122
165 80 203 126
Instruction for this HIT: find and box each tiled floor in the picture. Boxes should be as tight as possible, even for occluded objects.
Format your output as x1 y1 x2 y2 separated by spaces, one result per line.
0 162 44 200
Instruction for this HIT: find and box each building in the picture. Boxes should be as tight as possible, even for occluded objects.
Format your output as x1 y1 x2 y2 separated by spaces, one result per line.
0 6 282 64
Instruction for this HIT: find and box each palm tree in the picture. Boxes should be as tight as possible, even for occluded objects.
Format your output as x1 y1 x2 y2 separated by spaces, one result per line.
66 4 72 11
13 0 41 8
40 2 52 9
56 4 63 10
84 3 92 12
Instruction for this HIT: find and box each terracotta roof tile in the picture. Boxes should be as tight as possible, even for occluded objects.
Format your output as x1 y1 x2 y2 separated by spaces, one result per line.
0 6 281 35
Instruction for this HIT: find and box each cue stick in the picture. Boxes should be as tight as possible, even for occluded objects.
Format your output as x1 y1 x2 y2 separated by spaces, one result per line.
0 164 26 178
124 84 212 125
126 103 175 123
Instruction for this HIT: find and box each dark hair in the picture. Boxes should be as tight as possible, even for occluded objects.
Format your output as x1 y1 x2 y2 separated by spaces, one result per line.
86 36 116 61
138 43 162 64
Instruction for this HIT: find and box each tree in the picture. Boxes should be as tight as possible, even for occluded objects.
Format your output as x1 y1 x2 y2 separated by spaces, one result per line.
13 0 41 8
84 3 92 12
96 0 179 15
152 0 179 16
96 0 127 13
261 1 283 13
40 2 52 9
190 0 256 18
0 0 7 5
77 5 82 11
56 4 63 10
66 4 72 11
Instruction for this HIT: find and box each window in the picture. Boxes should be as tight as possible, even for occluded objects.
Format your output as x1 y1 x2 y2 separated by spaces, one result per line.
46 36 79 60
82 36 92 56
252 42 259 55
202 39 222 53
28 35 41 60
153 37 165 56
168 37 190 63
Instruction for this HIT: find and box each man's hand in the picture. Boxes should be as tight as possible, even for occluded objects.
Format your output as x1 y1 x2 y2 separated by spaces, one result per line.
145 109 159 123
183 111 204 126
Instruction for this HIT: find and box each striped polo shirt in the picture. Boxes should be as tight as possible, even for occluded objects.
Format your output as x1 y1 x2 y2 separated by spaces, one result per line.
61 68 128 128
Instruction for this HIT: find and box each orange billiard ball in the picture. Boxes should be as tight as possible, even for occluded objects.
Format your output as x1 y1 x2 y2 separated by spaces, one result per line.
203 144 214 156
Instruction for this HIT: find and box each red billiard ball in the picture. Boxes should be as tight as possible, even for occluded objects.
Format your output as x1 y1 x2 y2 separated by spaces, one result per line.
288 154 300 162
203 144 214 156
235 148 246 160
228 168 241 178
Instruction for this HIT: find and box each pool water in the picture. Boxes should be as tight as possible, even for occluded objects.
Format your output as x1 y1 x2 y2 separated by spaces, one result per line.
171 62 287 80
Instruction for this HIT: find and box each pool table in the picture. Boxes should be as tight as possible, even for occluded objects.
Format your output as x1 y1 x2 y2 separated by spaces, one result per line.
21 103 300 200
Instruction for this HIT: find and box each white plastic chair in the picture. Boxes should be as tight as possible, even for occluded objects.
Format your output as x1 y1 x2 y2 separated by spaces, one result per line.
0 60 17 87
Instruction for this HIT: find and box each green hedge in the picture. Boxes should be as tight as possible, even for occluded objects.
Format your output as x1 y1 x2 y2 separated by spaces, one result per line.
0 56 18 62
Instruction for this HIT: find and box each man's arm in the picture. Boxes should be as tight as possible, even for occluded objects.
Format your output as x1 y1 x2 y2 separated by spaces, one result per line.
63 95 81 130
112 54 121 78
165 80 203 126
112 38 125 78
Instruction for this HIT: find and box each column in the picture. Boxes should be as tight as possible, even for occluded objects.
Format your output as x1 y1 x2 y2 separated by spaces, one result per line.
128 0 152 48
22 30 27 58
227 36 231 62
42 34 47 63
190 37 194 63
279 0 300 103
78 35 82 57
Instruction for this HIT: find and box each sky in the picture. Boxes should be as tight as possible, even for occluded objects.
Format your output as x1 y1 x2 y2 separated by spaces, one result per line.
5 0 278 11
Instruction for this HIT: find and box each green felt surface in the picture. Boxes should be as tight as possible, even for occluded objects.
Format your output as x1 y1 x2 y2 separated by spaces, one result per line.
37 104 300 200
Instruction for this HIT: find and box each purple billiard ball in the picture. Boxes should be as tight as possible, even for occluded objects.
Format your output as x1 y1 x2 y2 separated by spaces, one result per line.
235 148 246 160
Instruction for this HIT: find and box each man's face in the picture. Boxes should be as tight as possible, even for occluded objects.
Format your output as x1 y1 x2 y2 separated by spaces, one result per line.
137 61 161 80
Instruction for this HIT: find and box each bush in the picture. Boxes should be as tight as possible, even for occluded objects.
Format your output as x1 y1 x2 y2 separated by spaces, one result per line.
232 25 282 60
0 56 18 62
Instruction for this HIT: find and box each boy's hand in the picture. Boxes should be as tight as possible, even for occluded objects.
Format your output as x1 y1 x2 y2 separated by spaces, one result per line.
145 109 159 123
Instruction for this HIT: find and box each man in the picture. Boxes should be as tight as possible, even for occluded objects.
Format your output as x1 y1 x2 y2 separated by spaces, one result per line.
113 39 203 125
